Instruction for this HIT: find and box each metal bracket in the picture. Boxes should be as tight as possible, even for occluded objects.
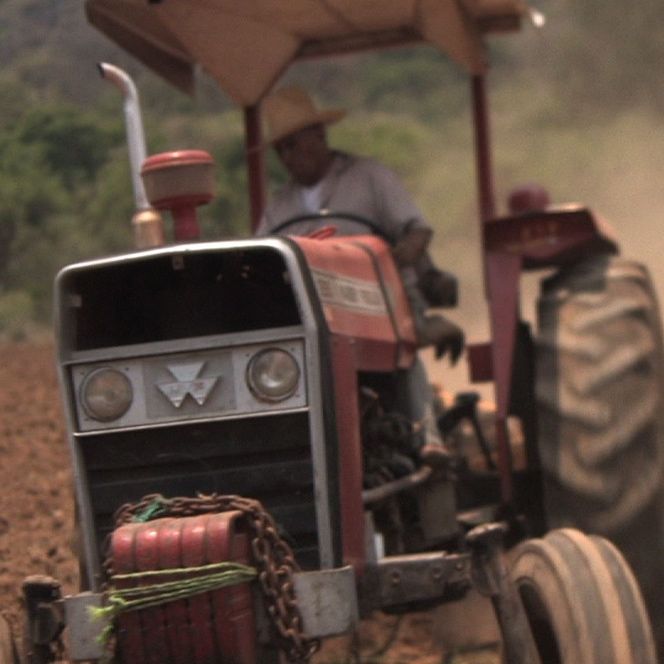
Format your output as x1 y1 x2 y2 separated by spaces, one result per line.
362 551 472 611
293 566 358 638
63 593 107 662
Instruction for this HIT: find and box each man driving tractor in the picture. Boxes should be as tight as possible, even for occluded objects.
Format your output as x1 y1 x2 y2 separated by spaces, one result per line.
256 86 464 466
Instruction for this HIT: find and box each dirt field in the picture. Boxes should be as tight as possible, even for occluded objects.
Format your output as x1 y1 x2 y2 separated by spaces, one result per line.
0 343 78 636
0 342 499 663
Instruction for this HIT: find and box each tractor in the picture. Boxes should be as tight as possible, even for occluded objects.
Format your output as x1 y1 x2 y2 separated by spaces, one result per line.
3 1 664 663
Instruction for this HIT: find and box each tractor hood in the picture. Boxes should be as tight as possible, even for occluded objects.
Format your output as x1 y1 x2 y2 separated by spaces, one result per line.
85 0 529 103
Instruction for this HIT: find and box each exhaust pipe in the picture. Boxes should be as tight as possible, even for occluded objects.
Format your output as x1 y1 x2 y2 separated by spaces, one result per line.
98 62 164 248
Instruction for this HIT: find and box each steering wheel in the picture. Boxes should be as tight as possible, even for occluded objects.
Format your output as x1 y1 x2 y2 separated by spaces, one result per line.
270 210 392 243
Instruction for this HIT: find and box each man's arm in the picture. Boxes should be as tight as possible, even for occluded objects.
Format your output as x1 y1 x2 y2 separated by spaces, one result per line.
392 226 432 266
365 159 433 262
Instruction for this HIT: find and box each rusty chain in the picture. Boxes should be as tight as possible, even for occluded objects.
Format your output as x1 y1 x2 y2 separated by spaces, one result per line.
108 493 320 663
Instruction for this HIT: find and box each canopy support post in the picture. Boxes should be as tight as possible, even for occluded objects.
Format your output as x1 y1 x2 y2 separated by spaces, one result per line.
244 104 266 233
471 74 496 223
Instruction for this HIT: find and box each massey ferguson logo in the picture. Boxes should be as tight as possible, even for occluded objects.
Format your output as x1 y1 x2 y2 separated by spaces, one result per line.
157 361 218 408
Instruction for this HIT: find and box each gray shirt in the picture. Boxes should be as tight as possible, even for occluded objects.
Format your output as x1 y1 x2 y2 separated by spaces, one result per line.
256 151 431 242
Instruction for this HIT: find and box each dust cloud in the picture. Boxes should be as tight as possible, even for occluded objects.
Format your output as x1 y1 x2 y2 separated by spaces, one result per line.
423 107 664 398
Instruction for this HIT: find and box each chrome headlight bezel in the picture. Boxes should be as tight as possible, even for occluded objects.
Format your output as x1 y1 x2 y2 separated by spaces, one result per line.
246 348 301 402
79 367 133 422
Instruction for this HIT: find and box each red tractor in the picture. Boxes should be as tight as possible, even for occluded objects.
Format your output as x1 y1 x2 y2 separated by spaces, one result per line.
5 2 664 663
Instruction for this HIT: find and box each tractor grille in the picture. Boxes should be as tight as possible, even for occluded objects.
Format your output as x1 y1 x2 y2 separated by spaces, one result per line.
65 247 300 351
80 411 320 569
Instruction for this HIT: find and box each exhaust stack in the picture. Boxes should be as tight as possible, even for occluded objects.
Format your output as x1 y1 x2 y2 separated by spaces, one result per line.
98 62 164 248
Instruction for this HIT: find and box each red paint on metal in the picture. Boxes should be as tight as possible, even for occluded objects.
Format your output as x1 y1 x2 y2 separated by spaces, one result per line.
467 342 493 383
291 232 420 572
332 336 366 573
479 206 618 503
293 234 416 371
484 206 619 269
171 205 202 241
111 513 257 664
181 516 218 662
485 251 522 502
295 234 381 280
307 224 338 240
141 150 215 241
351 235 418 369
471 75 496 224
135 522 171 661
142 150 213 169
508 184 551 214
157 518 194 663
205 513 256 662
111 524 147 663
245 105 267 233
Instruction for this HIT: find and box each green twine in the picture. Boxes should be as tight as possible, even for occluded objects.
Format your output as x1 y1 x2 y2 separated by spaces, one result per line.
88 561 257 648
131 498 166 523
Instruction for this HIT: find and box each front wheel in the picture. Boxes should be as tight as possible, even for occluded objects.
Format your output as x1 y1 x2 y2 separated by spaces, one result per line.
510 528 657 663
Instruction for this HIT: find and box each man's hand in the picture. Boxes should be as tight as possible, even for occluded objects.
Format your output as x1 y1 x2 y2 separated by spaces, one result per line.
434 319 465 364
393 227 432 266
419 314 465 364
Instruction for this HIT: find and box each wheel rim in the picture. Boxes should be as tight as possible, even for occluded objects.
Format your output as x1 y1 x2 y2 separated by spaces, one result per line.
511 528 657 664
518 581 562 663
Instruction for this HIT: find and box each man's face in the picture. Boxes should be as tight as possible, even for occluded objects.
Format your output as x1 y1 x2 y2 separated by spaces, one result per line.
274 124 332 186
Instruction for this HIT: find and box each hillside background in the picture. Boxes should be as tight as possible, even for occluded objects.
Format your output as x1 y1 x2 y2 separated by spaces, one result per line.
2 0 664 388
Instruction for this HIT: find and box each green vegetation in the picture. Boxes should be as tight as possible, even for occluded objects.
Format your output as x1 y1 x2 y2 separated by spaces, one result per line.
2 0 664 337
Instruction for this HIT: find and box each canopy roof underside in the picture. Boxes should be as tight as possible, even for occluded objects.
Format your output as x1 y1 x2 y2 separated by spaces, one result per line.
85 0 529 105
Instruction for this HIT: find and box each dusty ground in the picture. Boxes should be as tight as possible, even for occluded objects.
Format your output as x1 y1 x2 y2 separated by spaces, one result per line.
0 342 499 663
0 343 78 637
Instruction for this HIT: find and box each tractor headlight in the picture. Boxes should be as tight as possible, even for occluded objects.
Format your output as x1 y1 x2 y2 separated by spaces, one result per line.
247 348 300 402
80 368 133 421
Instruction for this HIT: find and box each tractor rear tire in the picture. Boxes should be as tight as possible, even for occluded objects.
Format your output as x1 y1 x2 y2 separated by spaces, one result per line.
510 528 657 664
535 255 664 637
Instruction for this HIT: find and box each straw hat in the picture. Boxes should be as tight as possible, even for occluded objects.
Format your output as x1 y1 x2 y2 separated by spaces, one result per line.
263 86 345 145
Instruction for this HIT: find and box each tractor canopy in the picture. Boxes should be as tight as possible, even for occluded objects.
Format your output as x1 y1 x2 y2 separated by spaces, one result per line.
85 0 530 103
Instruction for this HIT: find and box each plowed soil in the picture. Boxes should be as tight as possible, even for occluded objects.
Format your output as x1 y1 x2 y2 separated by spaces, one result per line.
0 343 78 636
0 342 498 663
